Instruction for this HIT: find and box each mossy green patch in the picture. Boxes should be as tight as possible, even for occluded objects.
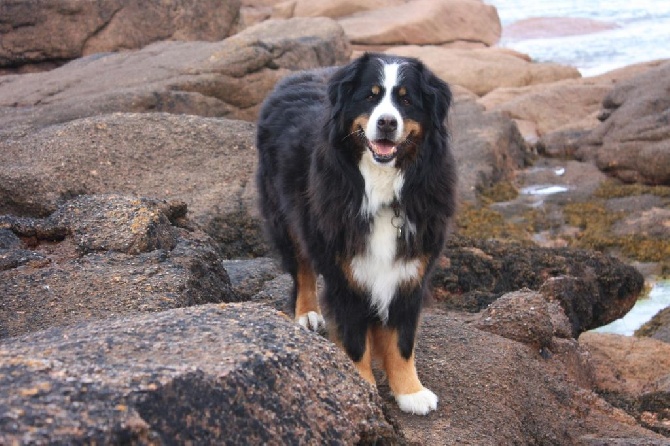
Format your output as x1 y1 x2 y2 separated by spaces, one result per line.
594 180 670 199
477 180 519 204
563 201 670 267
455 203 532 243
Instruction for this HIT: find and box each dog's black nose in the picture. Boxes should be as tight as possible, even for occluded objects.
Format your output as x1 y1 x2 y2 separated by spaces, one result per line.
377 115 398 133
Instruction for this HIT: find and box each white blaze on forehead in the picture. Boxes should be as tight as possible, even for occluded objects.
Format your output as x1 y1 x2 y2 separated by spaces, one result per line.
365 61 404 142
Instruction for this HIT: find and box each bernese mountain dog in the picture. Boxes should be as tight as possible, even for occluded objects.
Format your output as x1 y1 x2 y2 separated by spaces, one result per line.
256 53 456 415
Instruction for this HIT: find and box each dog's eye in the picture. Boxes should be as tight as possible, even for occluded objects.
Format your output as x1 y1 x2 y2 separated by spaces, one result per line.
401 97 411 106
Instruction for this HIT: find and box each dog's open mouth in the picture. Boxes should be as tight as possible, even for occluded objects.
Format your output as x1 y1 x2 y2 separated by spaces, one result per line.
368 139 398 163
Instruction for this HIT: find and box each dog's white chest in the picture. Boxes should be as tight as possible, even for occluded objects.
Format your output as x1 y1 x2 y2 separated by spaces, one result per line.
351 152 420 323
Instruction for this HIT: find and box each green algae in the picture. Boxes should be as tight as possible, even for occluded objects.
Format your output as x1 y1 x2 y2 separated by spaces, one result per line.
563 201 669 270
455 203 532 243
477 180 519 204
457 177 669 275
594 180 670 199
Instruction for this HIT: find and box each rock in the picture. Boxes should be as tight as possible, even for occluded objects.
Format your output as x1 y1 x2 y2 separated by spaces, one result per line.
450 99 532 201
338 0 501 47
576 61 670 185
611 208 670 239
479 79 610 136
581 332 670 436
0 17 351 129
0 195 239 338
434 236 644 336
0 0 241 72
636 306 670 344
0 303 397 444
222 257 283 300
280 0 405 18
0 113 265 258
479 60 665 141
503 17 619 40
389 45 580 96
474 289 555 349
384 309 665 444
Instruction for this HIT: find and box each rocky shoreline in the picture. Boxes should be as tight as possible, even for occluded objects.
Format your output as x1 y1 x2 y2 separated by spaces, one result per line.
1 0 669 443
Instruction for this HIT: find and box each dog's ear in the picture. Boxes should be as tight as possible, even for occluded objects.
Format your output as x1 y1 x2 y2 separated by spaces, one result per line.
418 63 452 129
327 53 369 118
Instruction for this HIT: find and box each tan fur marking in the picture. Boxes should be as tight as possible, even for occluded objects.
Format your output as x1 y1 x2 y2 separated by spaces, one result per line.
401 118 422 141
354 330 376 385
398 86 407 97
371 85 381 95
398 255 429 292
371 326 423 395
351 115 370 135
294 258 318 319
338 258 365 293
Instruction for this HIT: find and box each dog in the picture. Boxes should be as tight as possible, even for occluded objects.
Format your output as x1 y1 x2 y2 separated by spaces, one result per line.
256 53 456 415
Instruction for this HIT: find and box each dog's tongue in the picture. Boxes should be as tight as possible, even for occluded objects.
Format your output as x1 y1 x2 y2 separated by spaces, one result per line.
372 140 396 155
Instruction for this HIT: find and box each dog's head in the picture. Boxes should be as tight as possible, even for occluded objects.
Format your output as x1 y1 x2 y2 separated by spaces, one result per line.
327 53 451 167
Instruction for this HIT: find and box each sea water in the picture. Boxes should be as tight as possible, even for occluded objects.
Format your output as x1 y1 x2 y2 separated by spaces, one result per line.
594 281 670 335
488 0 670 76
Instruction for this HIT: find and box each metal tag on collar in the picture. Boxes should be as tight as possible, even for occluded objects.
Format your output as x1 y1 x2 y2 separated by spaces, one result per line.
391 200 405 240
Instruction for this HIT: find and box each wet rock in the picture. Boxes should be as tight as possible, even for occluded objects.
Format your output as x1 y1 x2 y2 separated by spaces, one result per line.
636 306 670 344
0 113 265 258
390 45 579 96
0 0 241 72
0 303 397 444
0 17 351 130
434 236 644 335
580 332 670 436
576 61 670 185
338 0 501 47
0 195 238 338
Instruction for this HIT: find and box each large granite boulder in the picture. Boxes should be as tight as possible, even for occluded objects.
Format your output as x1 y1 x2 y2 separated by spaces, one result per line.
0 194 239 338
338 0 501 47
389 45 580 96
0 303 397 444
575 61 670 185
0 17 351 129
0 113 264 258
0 0 241 72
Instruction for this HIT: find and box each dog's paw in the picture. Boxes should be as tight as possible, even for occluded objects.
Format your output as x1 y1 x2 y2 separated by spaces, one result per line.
395 387 438 415
296 311 325 332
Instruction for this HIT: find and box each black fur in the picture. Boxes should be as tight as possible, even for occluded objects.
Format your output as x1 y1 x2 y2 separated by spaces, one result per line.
256 53 456 362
